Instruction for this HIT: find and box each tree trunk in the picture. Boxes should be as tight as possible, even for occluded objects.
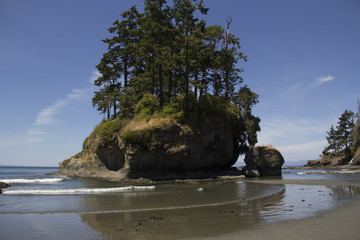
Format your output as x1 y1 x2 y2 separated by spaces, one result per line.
113 100 117 118
224 69 229 99
214 68 218 96
200 71 206 97
107 102 110 120
184 31 189 113
159 64 164 107
151 73 155 95
168 69 172 100
124 54 128 88
194 68 198 100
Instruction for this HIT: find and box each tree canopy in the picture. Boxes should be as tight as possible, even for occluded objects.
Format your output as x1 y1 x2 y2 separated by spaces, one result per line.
93 0 250 116
322 109 358 157
91 0 260 148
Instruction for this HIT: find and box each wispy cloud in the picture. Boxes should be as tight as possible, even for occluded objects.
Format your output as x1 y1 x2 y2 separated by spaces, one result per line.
258 116 329 144
278 140 327 153
257 116 331 161
27 71 96 143
278 140 327 161
34 99 68 126
26 128 47 143
314 73 334 86
66 88 88 100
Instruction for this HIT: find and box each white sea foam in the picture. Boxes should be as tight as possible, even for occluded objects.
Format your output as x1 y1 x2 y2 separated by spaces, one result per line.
3 186 155 195
0 178 64 184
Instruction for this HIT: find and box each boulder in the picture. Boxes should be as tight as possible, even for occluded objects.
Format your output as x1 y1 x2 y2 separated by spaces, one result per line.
0 182 11 194
58 116 243 180
349 148 360 165
0 182 11 188
242 146 284 177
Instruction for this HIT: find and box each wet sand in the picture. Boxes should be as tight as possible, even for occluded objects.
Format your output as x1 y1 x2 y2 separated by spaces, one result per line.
209 199 360 240
1 173 360 239
187 178 360 240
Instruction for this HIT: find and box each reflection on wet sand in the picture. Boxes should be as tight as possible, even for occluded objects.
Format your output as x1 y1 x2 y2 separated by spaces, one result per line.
79 179 360 239
80 181 286 239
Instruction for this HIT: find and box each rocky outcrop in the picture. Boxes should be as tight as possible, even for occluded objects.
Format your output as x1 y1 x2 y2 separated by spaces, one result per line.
304 160 321 167
58 116 242 180
242 146 284 177
305 153 353 167
0 181 11 194
349 148 360 165
0 182 11 188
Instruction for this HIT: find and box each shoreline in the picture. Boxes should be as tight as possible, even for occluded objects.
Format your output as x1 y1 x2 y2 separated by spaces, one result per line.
2 166 360 239
183 178 360 240
214 199 360 240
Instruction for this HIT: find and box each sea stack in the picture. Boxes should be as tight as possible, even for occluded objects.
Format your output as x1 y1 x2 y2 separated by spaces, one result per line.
242 146 284 177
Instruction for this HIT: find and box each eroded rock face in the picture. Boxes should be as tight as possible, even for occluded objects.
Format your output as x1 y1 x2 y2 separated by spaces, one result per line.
242 146 284 177
58 117 241 180
349 148 360 165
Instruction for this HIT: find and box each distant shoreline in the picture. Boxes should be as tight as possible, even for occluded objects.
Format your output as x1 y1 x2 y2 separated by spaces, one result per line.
284 165 360 170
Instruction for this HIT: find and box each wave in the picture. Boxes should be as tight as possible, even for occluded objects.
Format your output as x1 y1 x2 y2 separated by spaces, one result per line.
0 178 64 184
3 186 155 195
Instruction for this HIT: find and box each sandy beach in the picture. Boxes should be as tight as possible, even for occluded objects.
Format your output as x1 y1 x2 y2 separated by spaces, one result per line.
221 199 360 240
1 167 360 240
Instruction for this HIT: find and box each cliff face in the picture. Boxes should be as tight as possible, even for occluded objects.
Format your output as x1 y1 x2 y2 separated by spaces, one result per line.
58 116 241 180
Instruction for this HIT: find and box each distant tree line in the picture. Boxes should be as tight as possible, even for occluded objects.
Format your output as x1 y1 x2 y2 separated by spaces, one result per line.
92 0 251 119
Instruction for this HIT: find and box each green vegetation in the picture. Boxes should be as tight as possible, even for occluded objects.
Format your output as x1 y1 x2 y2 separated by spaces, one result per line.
87 0 261 152
92 0 248 118
322 103 360 158
83 118 130 148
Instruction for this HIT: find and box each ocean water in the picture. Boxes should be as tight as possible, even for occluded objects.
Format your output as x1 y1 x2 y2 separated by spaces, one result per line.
1 166 360 239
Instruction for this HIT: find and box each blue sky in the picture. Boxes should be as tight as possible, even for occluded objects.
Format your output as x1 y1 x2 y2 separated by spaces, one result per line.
1 0 359 167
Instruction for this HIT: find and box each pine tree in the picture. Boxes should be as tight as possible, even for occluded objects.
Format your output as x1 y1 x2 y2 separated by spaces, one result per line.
323 125 339 155
234 85 260 146
323 110 355 156
90 0 261 151
336 110 355 155
173 0 208 112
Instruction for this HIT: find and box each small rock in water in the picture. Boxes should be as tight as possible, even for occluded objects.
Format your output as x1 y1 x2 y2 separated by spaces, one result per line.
0 182 11 188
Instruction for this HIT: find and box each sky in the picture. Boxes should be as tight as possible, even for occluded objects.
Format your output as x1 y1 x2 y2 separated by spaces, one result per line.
0 0 359 167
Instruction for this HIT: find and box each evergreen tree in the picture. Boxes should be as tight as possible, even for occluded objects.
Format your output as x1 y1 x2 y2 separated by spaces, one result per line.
90 0 262 151
336 110 355 155
95 51 122 118
221 16 247 99
173 0 208 112
234 85 260 146
323 110 355 156
323 125 339 155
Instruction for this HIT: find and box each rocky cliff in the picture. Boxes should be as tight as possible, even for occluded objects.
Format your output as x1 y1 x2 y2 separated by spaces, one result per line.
58 115 242 180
